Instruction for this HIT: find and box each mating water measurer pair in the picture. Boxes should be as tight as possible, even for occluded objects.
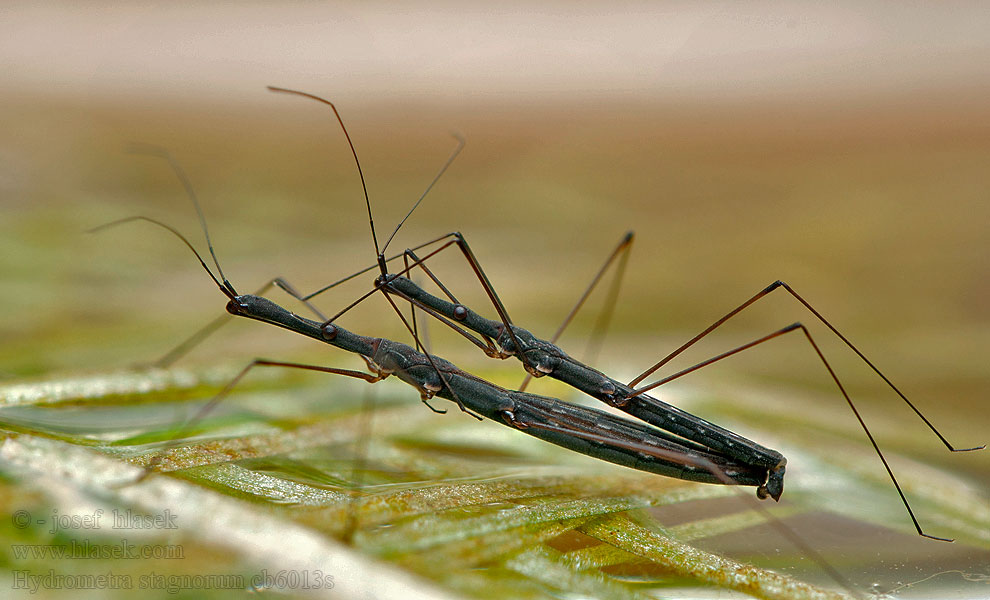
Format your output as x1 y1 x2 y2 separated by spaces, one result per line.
96 87 983 552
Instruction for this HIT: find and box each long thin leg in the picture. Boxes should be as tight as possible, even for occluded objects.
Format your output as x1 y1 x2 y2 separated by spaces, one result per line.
376 290 484 421
397 248 501 355
408 272 435 359
370 235 977 537
342 385 376 545
581 233 634 366
376 245 980 460
369 233 542 376
551 232 634 347
319 236 471 324
448 233 539 374
403 253 424 354
152 312 233 368
629 322 955 542
519 232 634 391
393 231 637 395
301 232 461 301
392 232 637 392
386 288 500 356
139 358 387 479
627 280 984 454
320 236 523 366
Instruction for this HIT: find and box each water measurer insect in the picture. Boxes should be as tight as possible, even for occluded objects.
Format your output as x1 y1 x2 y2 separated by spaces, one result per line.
259 87 985 542
96 186 781 502
97 88 983 551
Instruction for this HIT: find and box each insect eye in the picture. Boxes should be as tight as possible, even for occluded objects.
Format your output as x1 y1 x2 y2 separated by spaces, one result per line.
225 300 242 316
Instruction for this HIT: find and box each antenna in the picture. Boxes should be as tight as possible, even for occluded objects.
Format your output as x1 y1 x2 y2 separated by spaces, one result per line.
126 144 231 290
381 133 465 255
89 216 234 299
266 86 383 272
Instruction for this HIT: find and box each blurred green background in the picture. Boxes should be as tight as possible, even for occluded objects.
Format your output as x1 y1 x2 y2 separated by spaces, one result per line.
1 3 988 597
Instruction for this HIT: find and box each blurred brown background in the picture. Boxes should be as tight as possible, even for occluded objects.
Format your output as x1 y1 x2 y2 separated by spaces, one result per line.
2 2 988 484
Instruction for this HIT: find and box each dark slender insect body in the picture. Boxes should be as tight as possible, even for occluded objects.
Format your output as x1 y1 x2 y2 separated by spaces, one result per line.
111 87 982 548
94 211 773 493
253 87 983 542
383 270 788 498
96 116 792 502
251 86 787 500
371 233 984 541
87 86 990 600
227 293 771 489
